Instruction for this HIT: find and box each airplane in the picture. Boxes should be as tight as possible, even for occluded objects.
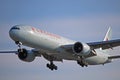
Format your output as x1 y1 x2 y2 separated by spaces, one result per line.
0 25 120 71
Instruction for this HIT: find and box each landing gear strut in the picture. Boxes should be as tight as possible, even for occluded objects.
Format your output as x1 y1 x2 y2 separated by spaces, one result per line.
46 61 58 71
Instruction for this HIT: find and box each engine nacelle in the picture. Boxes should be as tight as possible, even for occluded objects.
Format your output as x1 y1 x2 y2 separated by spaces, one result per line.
73 42 91 56
18 49 35 62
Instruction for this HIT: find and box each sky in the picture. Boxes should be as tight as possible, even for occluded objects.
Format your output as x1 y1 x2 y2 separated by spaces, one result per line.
0 0 120 80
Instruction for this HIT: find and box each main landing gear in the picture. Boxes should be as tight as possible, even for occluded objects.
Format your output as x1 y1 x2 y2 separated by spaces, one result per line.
77 60 88 67
46 61 58 71
77 56 88 67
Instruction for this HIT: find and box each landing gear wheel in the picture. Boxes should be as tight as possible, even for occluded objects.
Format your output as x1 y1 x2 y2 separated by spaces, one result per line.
54 65 57 70
77 60 87 67
77 61 84 67
46 62 58 71
18 48 23 53
46 63 49 68
85 64 88 67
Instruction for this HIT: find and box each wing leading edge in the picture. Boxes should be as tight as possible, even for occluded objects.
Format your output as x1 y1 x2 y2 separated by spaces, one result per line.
87 39 120 50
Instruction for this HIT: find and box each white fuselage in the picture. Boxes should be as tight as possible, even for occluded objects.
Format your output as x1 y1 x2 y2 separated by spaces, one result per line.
9 25 111 65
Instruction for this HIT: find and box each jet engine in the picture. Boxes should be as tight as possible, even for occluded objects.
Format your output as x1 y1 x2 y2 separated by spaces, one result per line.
73 42 91 56
18 48 35 62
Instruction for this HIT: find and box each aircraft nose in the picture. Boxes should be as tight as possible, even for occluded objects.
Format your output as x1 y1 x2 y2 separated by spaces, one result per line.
9 25 21 41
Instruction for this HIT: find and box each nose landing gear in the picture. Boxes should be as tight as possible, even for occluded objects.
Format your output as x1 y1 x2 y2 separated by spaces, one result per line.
15 41 22 49
15 41 23 53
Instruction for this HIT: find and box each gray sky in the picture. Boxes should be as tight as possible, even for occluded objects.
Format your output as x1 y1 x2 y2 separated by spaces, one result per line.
0 0 120 80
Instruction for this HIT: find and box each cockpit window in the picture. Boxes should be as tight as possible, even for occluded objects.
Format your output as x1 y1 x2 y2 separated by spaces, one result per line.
11 27 20 30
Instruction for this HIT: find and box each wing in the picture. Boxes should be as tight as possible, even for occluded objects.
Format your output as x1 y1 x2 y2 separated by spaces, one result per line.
0 50 17 53
87 39 120 49
108 55 120 59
